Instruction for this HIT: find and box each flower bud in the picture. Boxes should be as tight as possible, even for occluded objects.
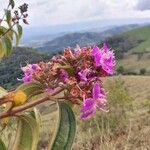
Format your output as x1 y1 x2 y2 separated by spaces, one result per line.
12 90 27 106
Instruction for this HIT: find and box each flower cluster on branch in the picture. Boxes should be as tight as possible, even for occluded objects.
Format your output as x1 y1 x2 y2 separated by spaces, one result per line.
19 44 116 119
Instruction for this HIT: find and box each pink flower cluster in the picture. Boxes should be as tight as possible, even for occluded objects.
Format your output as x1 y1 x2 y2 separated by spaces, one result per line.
20 64 41 82
20 44 116 119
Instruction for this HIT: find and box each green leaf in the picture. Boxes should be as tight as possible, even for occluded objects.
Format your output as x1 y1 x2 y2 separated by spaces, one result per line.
12 109 40 150
0 26 13 58
12 29 19 46
17 24 23 40
17 82 44 100
0 139 6 150
5 9 11 27
7 30 13 40
0 86 7 98
0 26 13 39
49 102 76 150
1 36 12 56
0 40 5 58
9 0 15 9
0 26 7 35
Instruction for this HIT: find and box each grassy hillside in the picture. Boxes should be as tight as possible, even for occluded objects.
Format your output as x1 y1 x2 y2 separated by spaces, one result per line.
123 26 150 53
104 25 150 74
118 53 150 75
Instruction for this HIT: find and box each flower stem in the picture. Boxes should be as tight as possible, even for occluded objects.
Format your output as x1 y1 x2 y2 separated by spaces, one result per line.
0 87 64 119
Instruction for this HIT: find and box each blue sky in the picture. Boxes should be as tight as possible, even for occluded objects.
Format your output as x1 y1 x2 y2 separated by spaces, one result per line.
0 0 150 27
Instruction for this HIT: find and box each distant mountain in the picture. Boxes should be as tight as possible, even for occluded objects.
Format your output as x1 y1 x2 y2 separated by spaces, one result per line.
21 26 116 48
22 17 150 43
38 24 139 53
21 32 67 48
38 32 103 52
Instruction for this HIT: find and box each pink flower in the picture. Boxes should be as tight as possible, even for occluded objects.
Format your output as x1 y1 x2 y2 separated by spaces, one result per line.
21 64 41 74
102 43 109 52
74 45 81 56
31 64 41 71
92 46 102 66
21 75 33 82
80 83 108 119
20 64 41 83
101 50 115 74
78 69 90 82
60 69 68 81
92 44 116 75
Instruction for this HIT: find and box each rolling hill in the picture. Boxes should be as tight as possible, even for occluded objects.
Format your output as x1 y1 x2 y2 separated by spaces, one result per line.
106 25 150 75
38 24 139 53
124 26 150 53
106 25 150 55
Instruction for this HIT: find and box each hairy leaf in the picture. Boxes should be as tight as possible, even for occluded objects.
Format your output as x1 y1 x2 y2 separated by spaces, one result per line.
0 40 5 58
0 26 13 58
17 24 23 40
0 139 6 150
0 26 13 40
17 82 44 100
49 102 76 150
1 36 12 57
12 29 19 46
12 109 40 150
0 26 7 35
5 9 11 27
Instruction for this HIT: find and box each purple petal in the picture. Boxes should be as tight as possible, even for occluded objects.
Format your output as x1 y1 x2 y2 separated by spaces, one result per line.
92 83 101 100
80 98 95 112
80 109 96 119
21 64 31 72
101 50 115 74
97 98 109 112
94 53 101 66
74 45 81 56
22 75 32 83
102 43 109 52
78 69 90 81
92 46 100 56
60 69 68 81
31 64 41 71
92 47 102 67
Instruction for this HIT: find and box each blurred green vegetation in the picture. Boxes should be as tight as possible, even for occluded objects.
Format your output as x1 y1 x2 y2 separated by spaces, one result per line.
0 47 50 90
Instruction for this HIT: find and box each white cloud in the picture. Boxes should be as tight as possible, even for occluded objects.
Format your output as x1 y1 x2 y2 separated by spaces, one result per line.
0 0 150 26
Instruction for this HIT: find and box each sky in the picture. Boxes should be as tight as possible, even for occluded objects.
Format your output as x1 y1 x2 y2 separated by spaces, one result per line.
0 0 150 27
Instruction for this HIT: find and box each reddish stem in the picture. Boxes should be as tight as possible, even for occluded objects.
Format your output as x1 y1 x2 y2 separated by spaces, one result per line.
0 87 64 119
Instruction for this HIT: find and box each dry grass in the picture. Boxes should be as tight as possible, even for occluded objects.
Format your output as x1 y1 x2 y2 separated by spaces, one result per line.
118 53 150 74
38 76 150 150
1 76 149 150
103 76 150 101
